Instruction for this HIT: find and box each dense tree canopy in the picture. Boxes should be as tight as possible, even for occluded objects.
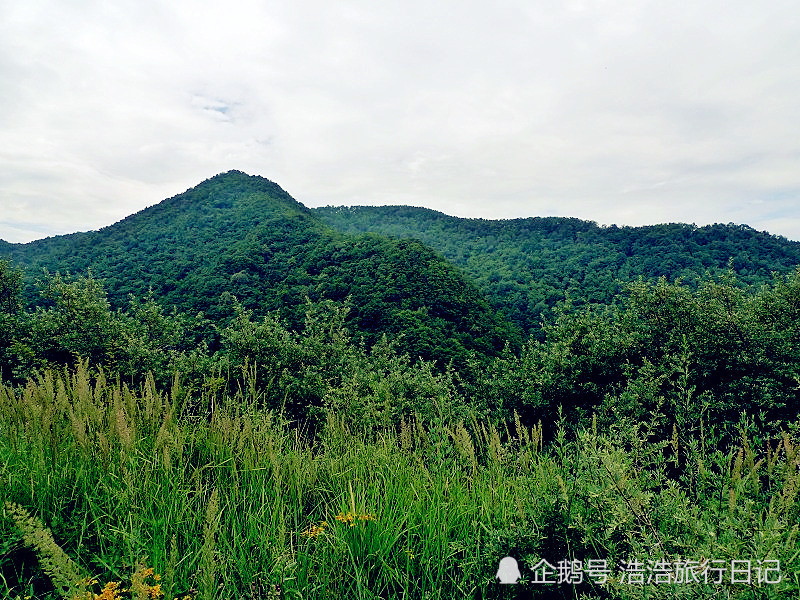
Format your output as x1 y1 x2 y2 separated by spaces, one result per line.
315 205 800 334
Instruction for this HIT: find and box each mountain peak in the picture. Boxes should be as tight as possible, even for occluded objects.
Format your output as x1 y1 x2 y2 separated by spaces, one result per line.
184 170 302 207
204 169 275 186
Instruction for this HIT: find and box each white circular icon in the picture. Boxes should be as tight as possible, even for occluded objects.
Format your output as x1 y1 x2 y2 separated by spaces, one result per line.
496 556 521 584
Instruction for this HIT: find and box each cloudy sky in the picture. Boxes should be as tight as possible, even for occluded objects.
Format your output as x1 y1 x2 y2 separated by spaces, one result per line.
1 0 799 243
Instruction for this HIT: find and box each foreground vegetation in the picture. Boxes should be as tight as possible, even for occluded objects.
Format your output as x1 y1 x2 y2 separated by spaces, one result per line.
1 362 797 599
2 250 800 597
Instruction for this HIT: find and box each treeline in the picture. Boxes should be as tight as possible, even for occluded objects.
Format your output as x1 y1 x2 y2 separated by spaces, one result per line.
0 260 472 429
485 270 800 446
3 258 800 446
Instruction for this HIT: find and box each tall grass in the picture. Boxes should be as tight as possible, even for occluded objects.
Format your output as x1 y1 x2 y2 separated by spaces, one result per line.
1 362 798 598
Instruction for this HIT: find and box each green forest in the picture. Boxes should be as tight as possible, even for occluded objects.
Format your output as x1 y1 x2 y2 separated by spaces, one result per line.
314 205 800 335
1 171 798 599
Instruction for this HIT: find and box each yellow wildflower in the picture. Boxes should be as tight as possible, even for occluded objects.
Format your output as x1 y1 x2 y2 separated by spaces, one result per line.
333 512 376 526
300 521 328 538
95 581 124 600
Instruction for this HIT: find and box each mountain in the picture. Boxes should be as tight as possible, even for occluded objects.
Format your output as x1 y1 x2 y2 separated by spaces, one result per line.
7 171 799 364
3 171 317 307
313 205 800 333
0 171 518 366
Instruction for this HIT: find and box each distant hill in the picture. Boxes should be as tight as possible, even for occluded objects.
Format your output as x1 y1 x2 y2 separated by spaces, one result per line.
314 205 800 333
0 171 518 366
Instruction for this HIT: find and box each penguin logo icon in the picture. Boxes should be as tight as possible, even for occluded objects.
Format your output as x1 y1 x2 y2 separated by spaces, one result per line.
496 556 521 584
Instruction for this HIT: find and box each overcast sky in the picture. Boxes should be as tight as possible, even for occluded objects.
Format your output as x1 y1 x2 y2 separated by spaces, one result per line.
1 0 799 243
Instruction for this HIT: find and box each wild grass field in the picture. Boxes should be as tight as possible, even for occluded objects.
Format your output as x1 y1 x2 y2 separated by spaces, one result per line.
1 362 797 599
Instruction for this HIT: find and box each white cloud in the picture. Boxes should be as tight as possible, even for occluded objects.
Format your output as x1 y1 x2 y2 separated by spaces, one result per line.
1 0 799 242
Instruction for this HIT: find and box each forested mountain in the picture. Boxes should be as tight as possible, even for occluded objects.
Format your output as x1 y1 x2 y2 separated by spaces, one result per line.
314 205 800 332
2 170 316 312
0 171 516 367
5 171 800 366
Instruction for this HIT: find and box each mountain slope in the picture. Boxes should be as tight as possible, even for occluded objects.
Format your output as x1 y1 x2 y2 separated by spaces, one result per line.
314 205 800 332
1 171 518 366
3 171 317 308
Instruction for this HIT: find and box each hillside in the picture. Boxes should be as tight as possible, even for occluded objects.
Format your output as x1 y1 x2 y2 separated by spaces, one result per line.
2 171 321 309
0 171 517 366
314 205 800 332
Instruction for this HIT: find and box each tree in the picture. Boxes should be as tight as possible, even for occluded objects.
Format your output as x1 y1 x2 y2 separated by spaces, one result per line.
30 271 117 368
0 259 22 315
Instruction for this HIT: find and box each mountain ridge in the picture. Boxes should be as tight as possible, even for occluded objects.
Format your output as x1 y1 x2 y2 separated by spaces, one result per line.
314 204 800 332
